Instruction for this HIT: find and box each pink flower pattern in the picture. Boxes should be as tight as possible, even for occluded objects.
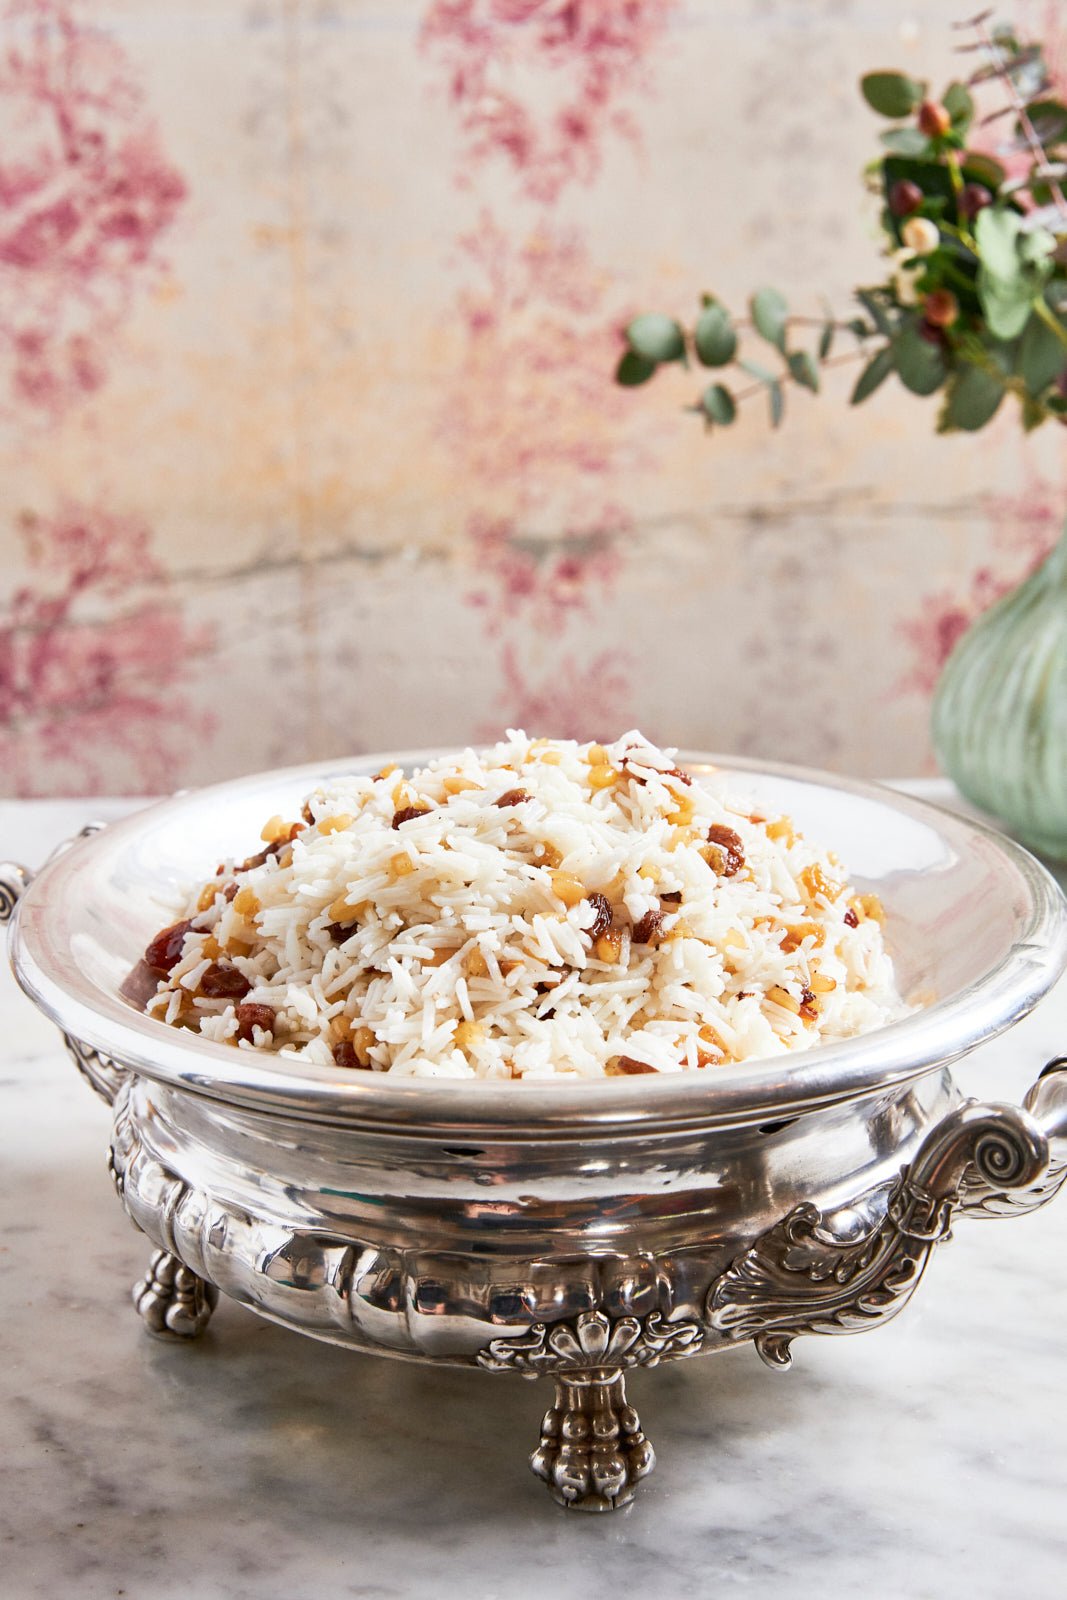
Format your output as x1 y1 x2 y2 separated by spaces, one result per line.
0 504 211 795
0 0 186 418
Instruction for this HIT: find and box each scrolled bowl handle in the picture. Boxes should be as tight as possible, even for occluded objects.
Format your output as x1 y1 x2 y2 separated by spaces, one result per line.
0 862 33 926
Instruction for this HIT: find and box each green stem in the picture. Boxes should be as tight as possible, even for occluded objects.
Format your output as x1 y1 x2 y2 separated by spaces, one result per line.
1033 294 1067 353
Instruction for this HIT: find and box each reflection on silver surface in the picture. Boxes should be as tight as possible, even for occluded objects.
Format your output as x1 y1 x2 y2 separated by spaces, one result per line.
7 752 1067 1510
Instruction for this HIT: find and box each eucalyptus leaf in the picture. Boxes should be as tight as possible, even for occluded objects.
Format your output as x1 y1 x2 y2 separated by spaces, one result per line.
740 358 778 384
943 81 974 130
694 304 737 367
768 379 784 427
819 321 835 360
625 313 686 364
788 350 820 392
1018 306 1067 394
892 322 946 396
860 71 925 118
975 207 1053 340
616 350 656 387
701 383 737 425
939 364 1005 431
856 288 894 337
880 128 931 156
850 344 894 404
961 152 1007 191
1026 99 1067 148
751 287 789 352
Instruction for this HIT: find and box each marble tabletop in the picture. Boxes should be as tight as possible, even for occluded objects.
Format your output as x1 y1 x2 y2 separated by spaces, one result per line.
3 791 1067 1600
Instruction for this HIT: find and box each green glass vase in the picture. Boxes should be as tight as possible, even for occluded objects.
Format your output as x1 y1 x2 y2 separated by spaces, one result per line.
932 523 1067 860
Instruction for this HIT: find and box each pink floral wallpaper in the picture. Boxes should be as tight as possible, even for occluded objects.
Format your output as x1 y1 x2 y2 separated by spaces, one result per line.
1 0 1064 796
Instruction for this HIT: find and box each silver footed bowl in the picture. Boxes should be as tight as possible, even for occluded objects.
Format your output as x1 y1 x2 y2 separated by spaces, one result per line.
6 751 1067 1514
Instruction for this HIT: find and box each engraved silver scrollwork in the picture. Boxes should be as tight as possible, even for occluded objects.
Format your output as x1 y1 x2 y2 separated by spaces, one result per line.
476 1308 703 1376
709 1097 1053 1370
62 1033 128 1106
477 1308 702 1510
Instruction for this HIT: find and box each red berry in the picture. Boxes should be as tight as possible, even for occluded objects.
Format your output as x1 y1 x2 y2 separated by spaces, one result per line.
918 100 951 138
923 289 959 328
889 179 924 217
959 182 992 220
918 318 947 347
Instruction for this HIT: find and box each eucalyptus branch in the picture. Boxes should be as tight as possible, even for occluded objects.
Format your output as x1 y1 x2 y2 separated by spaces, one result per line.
615 11 1067 438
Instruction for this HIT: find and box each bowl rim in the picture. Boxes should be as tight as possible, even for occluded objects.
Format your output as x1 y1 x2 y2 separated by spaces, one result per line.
10 748 1067 1137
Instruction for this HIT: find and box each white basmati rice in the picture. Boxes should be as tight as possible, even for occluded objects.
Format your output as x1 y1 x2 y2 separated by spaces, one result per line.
145 732 905 1080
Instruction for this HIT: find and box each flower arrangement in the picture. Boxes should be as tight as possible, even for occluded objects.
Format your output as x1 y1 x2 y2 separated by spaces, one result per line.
618 11 1067 435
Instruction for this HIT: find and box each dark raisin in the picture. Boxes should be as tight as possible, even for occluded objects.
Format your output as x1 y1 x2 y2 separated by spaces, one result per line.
800 987 815 1006
301 802 315 825
540 1007 556 1020
844 907 859 928
199 963 252 1000
612 1056 657 1076
665 766 692 786
222 882 239 902
238 848 269 871
235 1003 275 1042
736 990 752 1000
585 893 612 940
495 788 531 808
144 919 194 974
325 921 354 943
392 805 431 828
332 1040 367 1070
660 891 682 904
631 909 663 945
707 823 745 876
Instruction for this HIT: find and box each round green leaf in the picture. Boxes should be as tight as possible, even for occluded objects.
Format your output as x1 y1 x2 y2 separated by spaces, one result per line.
860 71 925 119
751 287 788 352
940 364 1005 431
892 323 945 396
615 350 657 387
700 383 736 425
626 313 685 364
1026 100 1067 149
694 304 737 367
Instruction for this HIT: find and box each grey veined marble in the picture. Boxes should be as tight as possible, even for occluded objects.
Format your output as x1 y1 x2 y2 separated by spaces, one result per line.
2 796 1067 1600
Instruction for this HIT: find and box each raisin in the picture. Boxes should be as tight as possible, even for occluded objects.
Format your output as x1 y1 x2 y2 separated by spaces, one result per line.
612 1056 657 1076
631 909 663 945
325 922 354 943
660 891 682 904
844 907 859 928
585 892 612 941
199 963 252 1000
736 990 752 1000
144 919 194 974
222 882 239 902
301 802 315 825
238 848 269 871
706 823 745 877
495 788 531 808
392 805 431 828
665 766 692 786
799 988 818 1023
540 1006 556 1020
332 1040 368 1070
235 1003 275 1042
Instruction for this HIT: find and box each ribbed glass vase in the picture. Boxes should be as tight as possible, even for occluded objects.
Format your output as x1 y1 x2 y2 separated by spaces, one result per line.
932 524 1067 860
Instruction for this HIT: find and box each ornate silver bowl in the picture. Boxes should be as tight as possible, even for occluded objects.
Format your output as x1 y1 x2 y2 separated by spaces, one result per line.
6 753 1067 1514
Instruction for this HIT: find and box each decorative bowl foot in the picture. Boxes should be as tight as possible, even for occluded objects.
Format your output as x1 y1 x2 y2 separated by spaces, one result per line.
132 1248 218 1341
530 1369 654 1512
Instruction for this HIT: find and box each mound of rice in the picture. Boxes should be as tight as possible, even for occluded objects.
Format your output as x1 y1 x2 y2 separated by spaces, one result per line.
143 732 904 1080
